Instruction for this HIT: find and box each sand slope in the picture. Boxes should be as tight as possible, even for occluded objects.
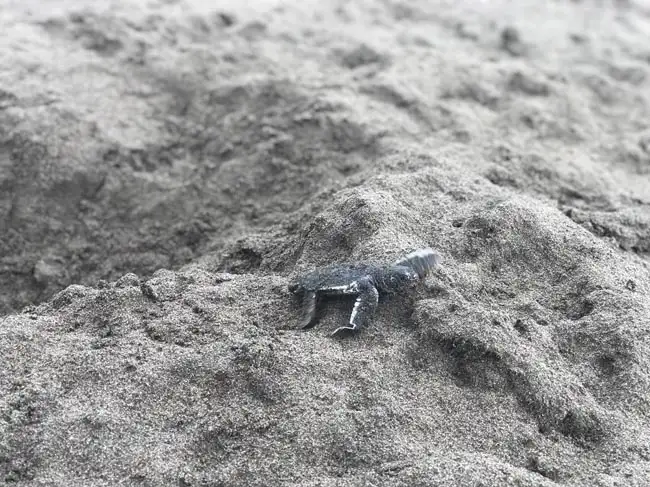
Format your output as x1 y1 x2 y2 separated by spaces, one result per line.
1 0 650 485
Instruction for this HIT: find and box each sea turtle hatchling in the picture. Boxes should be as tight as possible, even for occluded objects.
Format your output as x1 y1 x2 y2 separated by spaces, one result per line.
288 248 442 337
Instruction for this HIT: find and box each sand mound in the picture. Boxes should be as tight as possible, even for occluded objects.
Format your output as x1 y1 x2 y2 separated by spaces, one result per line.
2 0 650 485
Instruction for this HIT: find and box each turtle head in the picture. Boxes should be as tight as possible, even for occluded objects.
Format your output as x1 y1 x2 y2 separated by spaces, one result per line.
287 280 304 294
380 265 420 292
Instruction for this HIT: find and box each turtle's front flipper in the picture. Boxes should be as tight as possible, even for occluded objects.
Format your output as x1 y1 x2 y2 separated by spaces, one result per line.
300 291 319 329
394 248 442 279
331 278 379 337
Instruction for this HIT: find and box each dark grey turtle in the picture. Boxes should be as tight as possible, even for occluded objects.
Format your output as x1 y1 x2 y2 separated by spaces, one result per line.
288 248 442 337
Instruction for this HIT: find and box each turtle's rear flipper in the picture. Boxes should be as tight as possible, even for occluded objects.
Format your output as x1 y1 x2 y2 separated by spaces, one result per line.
394 248 442 279
331 279 379 337
300 291 319 329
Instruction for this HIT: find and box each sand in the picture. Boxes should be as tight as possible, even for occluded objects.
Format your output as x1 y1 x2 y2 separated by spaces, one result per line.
1 0 650 485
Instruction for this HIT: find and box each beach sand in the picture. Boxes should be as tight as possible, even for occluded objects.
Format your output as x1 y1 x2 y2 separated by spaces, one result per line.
1 0 650 485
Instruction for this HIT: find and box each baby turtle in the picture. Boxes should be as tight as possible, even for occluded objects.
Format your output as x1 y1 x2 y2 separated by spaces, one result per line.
288 248 442 337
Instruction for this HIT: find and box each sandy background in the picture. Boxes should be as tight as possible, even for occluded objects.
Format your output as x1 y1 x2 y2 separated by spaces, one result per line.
1 0 650 485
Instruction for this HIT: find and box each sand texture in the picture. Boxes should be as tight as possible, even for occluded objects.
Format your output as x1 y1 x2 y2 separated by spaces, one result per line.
1 0 650 485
